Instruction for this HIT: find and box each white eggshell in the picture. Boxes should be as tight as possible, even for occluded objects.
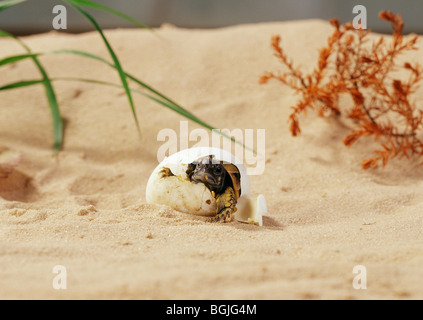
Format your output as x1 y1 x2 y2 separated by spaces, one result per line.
235 194 267 226
146 176 217 215
146 147 250 216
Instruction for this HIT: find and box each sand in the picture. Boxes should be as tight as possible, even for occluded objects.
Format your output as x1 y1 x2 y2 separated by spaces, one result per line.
0 20 422 300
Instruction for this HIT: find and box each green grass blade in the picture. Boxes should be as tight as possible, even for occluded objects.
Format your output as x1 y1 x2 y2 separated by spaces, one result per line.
66 0 150 30
0 28 63 151
0 77 183 117
0 0 27 11
51 76 205 118
0 29 15 38
0 53 38 66
29 58 63 151
43 78 63 151
65 1 140 135
0 79 44 90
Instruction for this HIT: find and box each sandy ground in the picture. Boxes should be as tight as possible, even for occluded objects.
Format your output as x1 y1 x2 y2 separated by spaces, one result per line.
0 20 423 300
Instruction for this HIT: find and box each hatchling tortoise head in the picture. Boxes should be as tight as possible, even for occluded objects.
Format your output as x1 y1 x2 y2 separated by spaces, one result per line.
187 155 241 200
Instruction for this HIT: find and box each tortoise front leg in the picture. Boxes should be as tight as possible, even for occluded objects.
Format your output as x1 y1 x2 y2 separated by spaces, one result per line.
213 186 237 223
159 167 174 178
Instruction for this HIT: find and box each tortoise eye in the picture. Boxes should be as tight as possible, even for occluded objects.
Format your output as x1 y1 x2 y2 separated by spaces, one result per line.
213 166 223 175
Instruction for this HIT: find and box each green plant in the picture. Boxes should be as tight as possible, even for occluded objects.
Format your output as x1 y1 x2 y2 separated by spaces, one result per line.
0 0 234 151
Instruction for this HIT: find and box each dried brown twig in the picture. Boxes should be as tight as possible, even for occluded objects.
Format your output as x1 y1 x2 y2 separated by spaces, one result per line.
260 11 423 169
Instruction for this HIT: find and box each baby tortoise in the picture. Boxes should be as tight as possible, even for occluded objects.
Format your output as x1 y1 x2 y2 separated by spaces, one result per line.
160 155 241 223
187 155 241 222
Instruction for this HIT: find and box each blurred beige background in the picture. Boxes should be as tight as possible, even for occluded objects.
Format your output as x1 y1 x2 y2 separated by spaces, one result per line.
0 0 422 35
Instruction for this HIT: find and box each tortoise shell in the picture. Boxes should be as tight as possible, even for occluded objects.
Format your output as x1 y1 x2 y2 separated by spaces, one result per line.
222 163 241 200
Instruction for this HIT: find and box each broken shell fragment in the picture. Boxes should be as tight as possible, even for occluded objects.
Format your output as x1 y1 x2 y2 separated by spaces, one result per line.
234 194 267 226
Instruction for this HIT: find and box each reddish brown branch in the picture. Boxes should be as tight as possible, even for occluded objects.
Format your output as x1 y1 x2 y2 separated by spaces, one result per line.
260 11 423 169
